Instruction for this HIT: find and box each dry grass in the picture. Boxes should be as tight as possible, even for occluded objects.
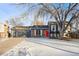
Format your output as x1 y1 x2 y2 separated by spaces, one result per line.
0 38 23 55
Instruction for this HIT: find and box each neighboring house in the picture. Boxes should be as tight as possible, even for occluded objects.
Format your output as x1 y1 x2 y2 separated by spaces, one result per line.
0 21 9 38
31 25 49 38
48 21 60 39
63 22 71 38
11 26 31 37
31 20 49 38
69 19 79 39
0 23 5 38
31 20 49 37
48 21 71 39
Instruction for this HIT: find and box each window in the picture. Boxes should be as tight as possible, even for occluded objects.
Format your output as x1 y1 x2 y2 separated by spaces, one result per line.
51 25 56 32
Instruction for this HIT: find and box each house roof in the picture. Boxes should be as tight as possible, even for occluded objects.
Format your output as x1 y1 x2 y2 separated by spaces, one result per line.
11 26 32 30
31 25 48 30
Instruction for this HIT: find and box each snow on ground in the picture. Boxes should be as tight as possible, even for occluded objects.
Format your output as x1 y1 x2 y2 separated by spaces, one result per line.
26 38 79 55
2 38 79 56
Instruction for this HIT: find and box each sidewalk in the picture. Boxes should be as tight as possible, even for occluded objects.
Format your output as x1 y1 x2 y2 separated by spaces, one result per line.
0 38 23 55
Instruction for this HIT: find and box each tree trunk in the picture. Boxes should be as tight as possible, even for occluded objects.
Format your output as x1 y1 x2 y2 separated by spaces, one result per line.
59 31 64 40
59 31 70 41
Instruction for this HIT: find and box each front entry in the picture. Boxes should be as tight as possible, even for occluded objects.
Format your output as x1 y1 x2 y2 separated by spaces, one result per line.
44 30 49 38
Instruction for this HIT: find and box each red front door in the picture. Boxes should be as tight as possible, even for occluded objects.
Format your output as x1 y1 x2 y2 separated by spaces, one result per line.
44 30 49 37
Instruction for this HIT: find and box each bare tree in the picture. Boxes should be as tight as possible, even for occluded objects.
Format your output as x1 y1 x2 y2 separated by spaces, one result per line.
31 3 79 40
9 16 25 27
14 3 79 40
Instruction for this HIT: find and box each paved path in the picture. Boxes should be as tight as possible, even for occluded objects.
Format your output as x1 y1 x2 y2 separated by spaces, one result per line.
0 38 23 55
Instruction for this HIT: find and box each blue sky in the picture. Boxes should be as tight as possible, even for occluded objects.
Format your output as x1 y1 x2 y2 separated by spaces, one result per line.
0 3 35 26
0 3 73 26
0 3 48 26
0 4 27 23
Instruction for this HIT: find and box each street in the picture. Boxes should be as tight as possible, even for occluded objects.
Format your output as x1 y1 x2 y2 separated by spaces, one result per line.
1 38 79 56
0 38 23 55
